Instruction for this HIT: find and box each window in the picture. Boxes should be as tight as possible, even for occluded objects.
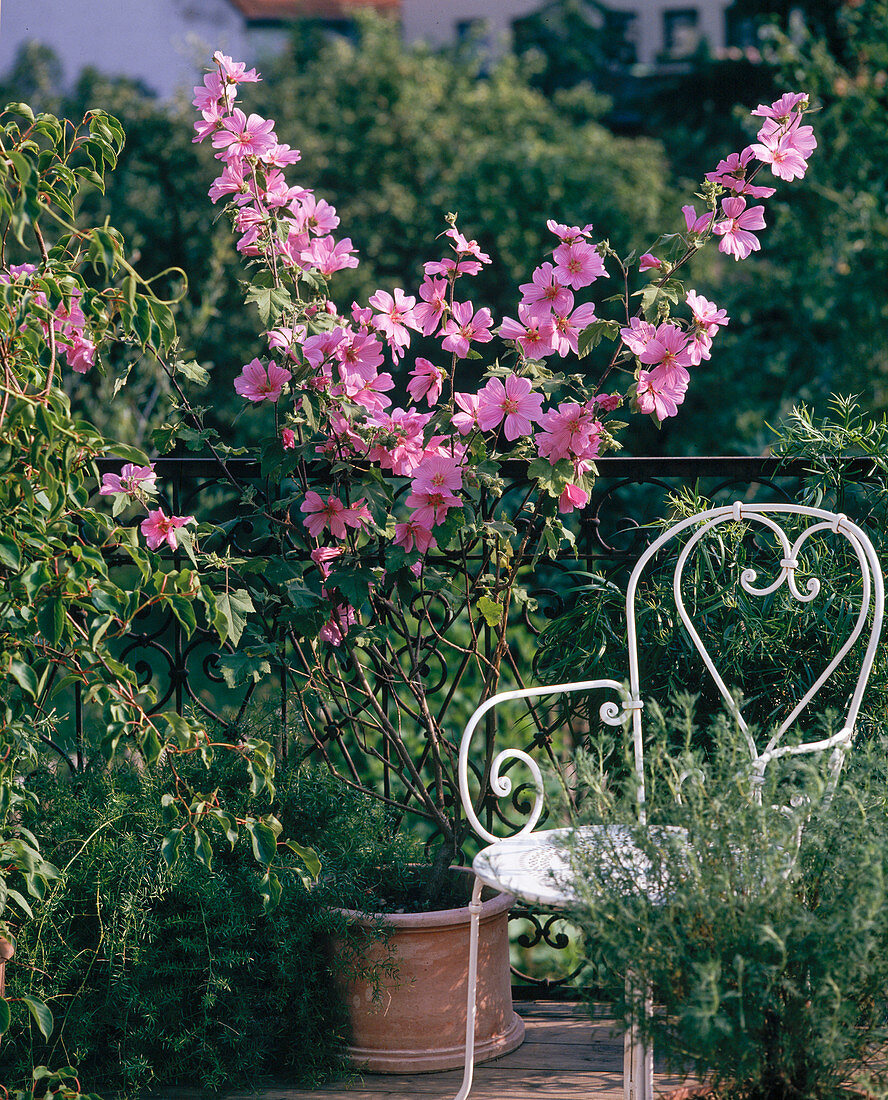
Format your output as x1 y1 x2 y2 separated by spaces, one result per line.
663 8 700 59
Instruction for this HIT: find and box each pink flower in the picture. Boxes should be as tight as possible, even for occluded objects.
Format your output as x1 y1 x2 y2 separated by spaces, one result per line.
477 375 544 440
639 254 662 272
267 321 307 357
261 142 302 167
546 219 594 244
66 334 96 374
593 393 621 413
638 323 694 371
452 391 481 435
536 402 602 464
635 364 689 421
440 300 494 358
407 358 446 406
445 227 492 264
319 600 357 646
518 262 572 319
714 196 767 261
423 256 482 278
291 193 340 236
368 288 419 360
282 428 296 449
750 118 816 181
705 149 775 199
620 318 658 357
299 235 359 275
394 518 437 554
404 488 462 528
335 328 384 373
751 92 808 123
552 241 607 290
550 301 597 358
413 277 449 336
337 366 394 414
212 109 277 161
681 205 714 234
233 358 292 402
100 463 158 497
300 491 359 540
311 545 342 579
140 509 196 551
686 290 729 365
212 52 260 85
411 453 464 495
559 483 590 514
499 306 556 359
367 408 432 476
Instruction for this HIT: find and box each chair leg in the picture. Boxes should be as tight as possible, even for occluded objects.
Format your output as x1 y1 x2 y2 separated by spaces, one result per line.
623 975 654 1100
451 875 484 1100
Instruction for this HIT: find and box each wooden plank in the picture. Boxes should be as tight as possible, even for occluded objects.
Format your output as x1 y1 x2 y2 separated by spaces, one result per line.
150 1003 695 1100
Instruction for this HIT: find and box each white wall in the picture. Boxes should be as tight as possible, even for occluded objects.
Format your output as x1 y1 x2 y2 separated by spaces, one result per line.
401 0 541 51
402 0 733 68
0 0 253 100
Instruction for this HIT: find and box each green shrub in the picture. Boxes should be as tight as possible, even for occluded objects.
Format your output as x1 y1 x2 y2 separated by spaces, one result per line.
0 757 417 1096
567 702 888 1100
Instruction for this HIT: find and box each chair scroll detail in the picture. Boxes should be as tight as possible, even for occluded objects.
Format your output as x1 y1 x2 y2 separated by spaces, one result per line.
457 679 641 845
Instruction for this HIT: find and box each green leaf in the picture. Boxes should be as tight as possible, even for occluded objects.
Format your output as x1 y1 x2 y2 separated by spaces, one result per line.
285 840 321 882
6 101 35 122
216 650 272 689
247 820 279 865
245 284 292 327
9 659 38 698
259 869 282 912
147 297 177 351
477 595 503 628
212 587 255 647
175 358 210 386
0 535 21 570
577 319 621 357
161 827 184 867
36 597 65 647
0 997 9 1035
193 827 213 870
21 996 53 1040
325 567 371 607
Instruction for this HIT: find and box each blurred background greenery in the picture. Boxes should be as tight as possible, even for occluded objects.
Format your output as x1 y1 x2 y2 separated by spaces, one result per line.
1 0 885 457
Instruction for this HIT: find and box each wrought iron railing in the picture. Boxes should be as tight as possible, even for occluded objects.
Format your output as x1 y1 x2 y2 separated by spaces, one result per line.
83 453 843 996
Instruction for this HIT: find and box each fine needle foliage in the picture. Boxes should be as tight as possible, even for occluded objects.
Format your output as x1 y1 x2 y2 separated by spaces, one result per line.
566 700 888 1100
0 747 417 1096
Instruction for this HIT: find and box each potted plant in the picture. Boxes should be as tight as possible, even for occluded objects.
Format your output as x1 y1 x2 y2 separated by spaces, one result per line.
130 52 820 1070
565 698 888 1100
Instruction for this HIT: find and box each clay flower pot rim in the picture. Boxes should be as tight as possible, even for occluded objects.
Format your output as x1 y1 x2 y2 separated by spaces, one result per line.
334 871 514 930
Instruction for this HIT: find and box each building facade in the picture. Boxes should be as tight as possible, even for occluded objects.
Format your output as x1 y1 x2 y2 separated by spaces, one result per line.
0 0 740 100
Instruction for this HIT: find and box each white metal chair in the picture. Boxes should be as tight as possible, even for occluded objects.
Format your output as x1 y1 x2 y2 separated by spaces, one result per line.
452 502 885 1100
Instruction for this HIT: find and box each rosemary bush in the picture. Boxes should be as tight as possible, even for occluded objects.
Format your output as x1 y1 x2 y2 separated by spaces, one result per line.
567 701 888 1100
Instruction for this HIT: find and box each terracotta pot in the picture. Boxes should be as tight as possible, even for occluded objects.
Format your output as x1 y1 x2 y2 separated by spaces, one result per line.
332 868 524 1073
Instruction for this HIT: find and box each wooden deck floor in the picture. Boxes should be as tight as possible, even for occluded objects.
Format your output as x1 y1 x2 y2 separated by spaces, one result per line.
155 1002 693 1100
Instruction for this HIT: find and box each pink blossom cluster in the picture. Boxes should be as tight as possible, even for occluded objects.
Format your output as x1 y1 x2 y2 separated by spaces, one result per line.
614 92 812 420
99 463 195 550
193 52 358 277
195 58 815 648
707 92 816 262
2 264 97 374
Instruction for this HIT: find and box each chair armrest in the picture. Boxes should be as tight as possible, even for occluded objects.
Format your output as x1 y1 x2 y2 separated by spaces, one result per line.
457 678 639 844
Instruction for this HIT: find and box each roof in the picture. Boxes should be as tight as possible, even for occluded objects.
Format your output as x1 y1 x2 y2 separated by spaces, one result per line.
228 0 399 19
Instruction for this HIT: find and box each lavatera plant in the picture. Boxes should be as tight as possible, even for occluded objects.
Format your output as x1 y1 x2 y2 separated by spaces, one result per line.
137 56 818 899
